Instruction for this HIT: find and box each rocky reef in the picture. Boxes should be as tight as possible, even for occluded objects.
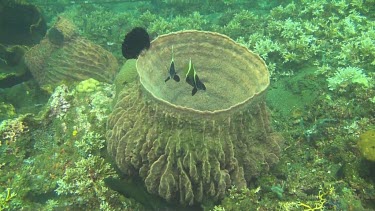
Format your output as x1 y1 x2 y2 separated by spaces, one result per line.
106 30 283 205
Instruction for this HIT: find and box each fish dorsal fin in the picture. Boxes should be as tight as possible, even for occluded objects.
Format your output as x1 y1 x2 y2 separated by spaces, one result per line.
185 58 195 79
168 45 176 76
171 45 174 64
185 59 194 87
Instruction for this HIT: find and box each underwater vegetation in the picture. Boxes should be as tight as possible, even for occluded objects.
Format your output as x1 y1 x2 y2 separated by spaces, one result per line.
0 0 374 210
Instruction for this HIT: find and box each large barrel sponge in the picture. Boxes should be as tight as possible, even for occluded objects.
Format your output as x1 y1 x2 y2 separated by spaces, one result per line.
106 30 283 205
24 17 118 90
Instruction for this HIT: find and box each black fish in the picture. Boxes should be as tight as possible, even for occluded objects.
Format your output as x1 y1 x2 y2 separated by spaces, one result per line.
185 59 206 96
122 27 150 59
165 46 180 82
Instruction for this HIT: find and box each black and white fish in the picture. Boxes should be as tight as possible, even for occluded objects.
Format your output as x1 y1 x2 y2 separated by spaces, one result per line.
185 58 206 96
165 46 180 82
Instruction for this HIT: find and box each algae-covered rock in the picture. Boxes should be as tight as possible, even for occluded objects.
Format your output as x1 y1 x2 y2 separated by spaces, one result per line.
106 30 283 206
358 130 375 162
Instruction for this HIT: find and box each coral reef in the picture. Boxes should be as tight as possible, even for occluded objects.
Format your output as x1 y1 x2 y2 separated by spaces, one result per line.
0 81 139 210
211 186 260 211
24 17 118 91
107 31 283 205
55 156 117 209
0 117 28 145
1 0 374 210
0 102 16 121
327 67 371 91
74 132 105 157
0 188 17 211
46 85 71 119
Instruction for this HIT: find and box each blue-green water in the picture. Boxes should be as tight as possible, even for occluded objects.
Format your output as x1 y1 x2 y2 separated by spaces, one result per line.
0 0 374 210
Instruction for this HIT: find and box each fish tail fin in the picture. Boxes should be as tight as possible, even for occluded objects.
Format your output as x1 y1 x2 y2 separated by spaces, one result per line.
192 87 197 96
197 80 206 90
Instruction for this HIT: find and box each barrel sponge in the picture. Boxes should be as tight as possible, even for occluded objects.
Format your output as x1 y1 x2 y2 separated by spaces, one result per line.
24 18 118 90
114 59 138 101
115 59 138 86
106 30 283 205
47 16 78 45
114 59 138 88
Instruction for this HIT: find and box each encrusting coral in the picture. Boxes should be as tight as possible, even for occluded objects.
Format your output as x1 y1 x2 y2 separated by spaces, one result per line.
106 30 283 205
75 78 101 93
24 17 118 91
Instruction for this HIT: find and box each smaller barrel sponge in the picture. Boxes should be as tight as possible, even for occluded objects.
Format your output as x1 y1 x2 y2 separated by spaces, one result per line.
46 16 78 45
24 17 118 91
107 30 283 206
358 130 375 162
115 59 138 89
113 59 138 102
